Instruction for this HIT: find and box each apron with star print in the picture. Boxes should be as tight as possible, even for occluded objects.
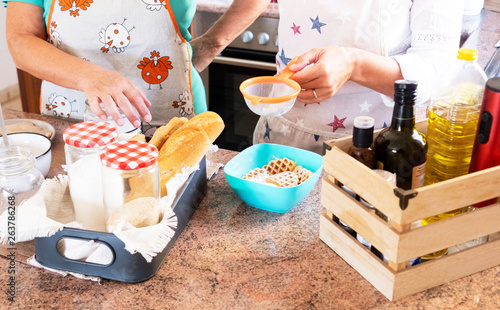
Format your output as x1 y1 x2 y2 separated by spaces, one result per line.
40 0 194 129
254 0 405 154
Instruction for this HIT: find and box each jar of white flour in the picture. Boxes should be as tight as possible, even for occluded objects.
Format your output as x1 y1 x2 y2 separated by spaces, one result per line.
100 140 160 232
63 121 118 231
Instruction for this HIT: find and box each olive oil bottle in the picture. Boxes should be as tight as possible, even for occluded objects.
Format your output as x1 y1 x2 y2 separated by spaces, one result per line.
420 48 487 260
374 80 427 190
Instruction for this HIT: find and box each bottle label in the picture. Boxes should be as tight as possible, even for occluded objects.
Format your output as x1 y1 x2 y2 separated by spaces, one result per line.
411 162 426 189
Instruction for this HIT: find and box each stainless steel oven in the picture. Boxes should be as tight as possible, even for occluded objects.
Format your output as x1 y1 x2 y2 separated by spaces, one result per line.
194 11 279 151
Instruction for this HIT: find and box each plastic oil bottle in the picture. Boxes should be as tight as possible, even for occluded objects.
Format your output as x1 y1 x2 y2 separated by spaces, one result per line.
421 48 487 260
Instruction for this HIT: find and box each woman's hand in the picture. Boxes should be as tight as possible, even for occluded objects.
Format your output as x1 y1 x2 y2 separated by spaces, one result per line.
288 46 403 103
288 46 357 104
6 2 151 128
80 67 152 128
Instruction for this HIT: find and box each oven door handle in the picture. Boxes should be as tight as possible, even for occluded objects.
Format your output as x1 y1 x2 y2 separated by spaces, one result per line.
213 56 277 71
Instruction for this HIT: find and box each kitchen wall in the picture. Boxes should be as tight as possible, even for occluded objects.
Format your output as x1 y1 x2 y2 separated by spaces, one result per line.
0 7 20 104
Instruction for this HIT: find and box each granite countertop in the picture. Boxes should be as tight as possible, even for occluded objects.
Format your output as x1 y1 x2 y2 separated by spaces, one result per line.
1 109 500 309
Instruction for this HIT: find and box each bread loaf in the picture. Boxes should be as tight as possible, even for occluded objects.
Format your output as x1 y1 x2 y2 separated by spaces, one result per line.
106 196 160 231
129 133 146 142
181 111 224 143
154 112 224 197
158 126 211 173
149 117 187 150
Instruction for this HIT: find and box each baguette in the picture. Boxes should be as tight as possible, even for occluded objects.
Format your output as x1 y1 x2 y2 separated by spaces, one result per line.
181 111 224 143
158 125 211 172
149 117 188 150
158 126 211 196
128 133 146 142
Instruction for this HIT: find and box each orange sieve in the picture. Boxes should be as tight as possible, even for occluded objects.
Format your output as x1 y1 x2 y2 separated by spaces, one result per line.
240 57 301 116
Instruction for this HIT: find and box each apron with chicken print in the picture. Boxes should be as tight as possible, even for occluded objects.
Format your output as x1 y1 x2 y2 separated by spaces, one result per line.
41 0 194 129
254 0 409 154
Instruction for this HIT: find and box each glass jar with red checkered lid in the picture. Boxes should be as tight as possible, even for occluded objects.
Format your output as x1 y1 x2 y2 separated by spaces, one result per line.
100 140 160 232
63 121 119 232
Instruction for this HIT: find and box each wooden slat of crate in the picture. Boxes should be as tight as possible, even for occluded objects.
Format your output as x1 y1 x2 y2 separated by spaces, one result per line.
401 167 500 224
321 178 400 261
322 146 402 222
324 145 500 225
319 214 396 299
320 212 500 301
399 202 500 260
322 176 500 262
393 236 500 300
485 0 500 12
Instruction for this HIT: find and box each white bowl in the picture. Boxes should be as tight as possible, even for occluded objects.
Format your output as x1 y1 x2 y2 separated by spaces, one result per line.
0 132 52 177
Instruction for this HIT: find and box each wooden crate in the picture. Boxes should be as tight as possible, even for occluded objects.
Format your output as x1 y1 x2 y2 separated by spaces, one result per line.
319 123 500 301
485 0 500 12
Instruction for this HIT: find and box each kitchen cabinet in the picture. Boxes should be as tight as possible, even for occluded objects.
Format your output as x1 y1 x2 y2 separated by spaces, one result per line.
17 69 41 114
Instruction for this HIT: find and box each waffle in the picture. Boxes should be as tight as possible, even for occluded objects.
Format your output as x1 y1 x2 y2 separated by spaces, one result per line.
293 166 313 184
242 167 268 183
263 157 297 175
265 171 299 187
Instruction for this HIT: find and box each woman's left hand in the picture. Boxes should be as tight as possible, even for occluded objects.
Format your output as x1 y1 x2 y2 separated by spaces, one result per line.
288 46 357 104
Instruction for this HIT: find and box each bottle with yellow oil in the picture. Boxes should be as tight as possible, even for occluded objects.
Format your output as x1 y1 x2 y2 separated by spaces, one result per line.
421 48 487 260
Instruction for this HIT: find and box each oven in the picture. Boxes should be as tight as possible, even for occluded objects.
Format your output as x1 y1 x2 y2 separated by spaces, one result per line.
194 11 279 151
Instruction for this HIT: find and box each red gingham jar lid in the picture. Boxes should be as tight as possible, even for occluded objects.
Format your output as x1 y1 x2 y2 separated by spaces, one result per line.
63 121 118 148
100 141 158 170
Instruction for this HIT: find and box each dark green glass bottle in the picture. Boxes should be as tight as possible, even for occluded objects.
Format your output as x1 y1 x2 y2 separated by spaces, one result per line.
374 80 427 190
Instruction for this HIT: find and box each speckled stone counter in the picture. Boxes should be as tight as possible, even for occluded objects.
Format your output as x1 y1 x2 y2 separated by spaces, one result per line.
1 109 500 309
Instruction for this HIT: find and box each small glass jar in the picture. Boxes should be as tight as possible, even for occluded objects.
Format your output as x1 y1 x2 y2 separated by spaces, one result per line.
0 146 44 214
63 121 118 232
84 100 141 135
100 140 160 232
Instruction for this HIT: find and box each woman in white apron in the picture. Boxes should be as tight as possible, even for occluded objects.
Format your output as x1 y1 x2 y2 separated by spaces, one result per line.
5 1 206 131
193 0 463 154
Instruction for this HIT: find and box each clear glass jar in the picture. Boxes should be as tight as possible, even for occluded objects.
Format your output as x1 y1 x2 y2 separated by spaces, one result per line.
0 146 44 214
100 141 160 232
84 100 141 135
63 121 118 232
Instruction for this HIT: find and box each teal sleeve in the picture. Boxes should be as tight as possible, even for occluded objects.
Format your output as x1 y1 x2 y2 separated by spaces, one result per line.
187 42 207 114
3 0 42 7
170 0 196 41
171 0 207 114
3 0 51 21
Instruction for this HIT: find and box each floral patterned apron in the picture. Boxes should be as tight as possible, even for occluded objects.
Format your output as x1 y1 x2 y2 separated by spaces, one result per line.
41 0 194 128
254 0 409 154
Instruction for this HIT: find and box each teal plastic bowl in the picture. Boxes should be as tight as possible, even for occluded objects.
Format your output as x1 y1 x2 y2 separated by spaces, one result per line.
224 143 323 213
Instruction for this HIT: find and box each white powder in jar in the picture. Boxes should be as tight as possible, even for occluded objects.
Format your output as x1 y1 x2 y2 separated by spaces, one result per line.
68 155 107 232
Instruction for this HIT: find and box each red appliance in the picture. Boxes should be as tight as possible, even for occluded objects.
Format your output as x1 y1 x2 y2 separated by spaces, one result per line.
469 77 500 207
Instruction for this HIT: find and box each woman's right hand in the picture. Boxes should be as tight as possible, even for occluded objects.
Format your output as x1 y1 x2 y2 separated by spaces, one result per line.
80 67 152 128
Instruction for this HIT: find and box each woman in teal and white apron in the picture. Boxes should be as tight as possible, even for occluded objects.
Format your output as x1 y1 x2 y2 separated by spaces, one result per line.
193 0 464 154
5 1 206 131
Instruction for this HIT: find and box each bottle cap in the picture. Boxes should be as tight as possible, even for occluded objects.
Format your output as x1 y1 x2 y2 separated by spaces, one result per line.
352 116 374 148
63 121 118 148
100 140 158 170
394 80 418 105
353 116 375 129
486 77 500 93
457 48 478 61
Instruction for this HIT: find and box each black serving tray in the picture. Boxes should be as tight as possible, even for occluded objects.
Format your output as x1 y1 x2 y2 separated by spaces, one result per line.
34 157 207 283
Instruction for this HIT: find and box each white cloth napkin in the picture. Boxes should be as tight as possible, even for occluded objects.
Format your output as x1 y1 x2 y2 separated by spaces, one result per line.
0 146 225 280
0 171 185 267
